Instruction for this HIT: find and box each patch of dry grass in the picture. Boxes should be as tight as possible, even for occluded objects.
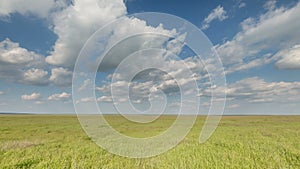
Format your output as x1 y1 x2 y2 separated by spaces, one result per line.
0 140 42 151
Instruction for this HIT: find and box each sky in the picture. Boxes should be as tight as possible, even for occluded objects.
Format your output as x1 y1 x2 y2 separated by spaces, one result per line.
0 0 299 115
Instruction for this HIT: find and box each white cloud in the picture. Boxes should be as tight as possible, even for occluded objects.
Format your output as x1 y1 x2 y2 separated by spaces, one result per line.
201 5 228 30
238 2 246 8
89 30 196 105
0 0 67 19
0 38 45 66
21 92 41 101
228 104 239 109
226 53 274 74
34 101 45 105
0 39 49 86
23 68 49 86
206 77 300 104
95 55 206 105
0 0 183 92
233 0 246 9
76 97 94 104
48 92 71 101
46 0 178 71
0 91 4 95
264 0 276 11
97 96 112 102
275 44 300 69
97 23 176 72
198 75 300 106
49 67 73 87
165 33 187 56
79 79 92 91
216 2 300 72
46 0 127 67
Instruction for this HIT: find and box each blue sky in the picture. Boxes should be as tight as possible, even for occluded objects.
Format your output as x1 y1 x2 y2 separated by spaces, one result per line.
0 0 300 114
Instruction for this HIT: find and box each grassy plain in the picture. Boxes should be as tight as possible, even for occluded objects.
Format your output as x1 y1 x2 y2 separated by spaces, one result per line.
0 115 300 168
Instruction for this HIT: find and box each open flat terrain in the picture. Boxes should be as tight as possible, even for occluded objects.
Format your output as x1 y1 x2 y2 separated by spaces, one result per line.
0 115 300 168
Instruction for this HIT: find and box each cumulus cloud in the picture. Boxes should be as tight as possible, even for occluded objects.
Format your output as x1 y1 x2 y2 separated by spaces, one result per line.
46 0 179 73
216 1 300 72
228 104 239 109
0 38 49 85
97 96 112 102
79 79 92 91
95 55 207 105
21 92 41 101
49 67 73 87
238 2 246 8
0 0 68 19
76 97 94 104
233 0 246 9
225 53 274 74
34 101 45 105
1 0 183 89
275 44 300 69
48 92 71 101
23 68 49 86
97 19 177 72
264 0 276 11
46 0 127 67
0 0 188 98
200 77 300 104
0 38 45 66
201 5 228 30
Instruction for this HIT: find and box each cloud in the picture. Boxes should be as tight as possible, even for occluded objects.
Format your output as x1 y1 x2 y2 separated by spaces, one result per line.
97 19 177 72
228 104 239 109
233 0 246 9
21 92 41 101
95 55 206 105
97 96 112 102
0 38 45 66
0 38 49 85
34 101 45 105
264 0 276 11
48 92 71 101
46 0 178 71
238 2 246 8
46 0 127 67
75 96 118 104
49 67 72 87
0 0 68 19
0 91 4 95
201 5 228 30
76 97 94 104
225 53 274 74
201 77 300 104
23 68 49 86
1 0 182 89
275 44 300 69
79 79 92 91
215 2 300 72
0 39 79 87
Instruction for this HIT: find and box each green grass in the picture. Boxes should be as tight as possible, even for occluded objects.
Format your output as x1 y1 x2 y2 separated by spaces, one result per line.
0 115 300 168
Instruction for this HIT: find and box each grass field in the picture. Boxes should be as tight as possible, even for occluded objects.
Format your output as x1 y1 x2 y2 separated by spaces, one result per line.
0 115 300 168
